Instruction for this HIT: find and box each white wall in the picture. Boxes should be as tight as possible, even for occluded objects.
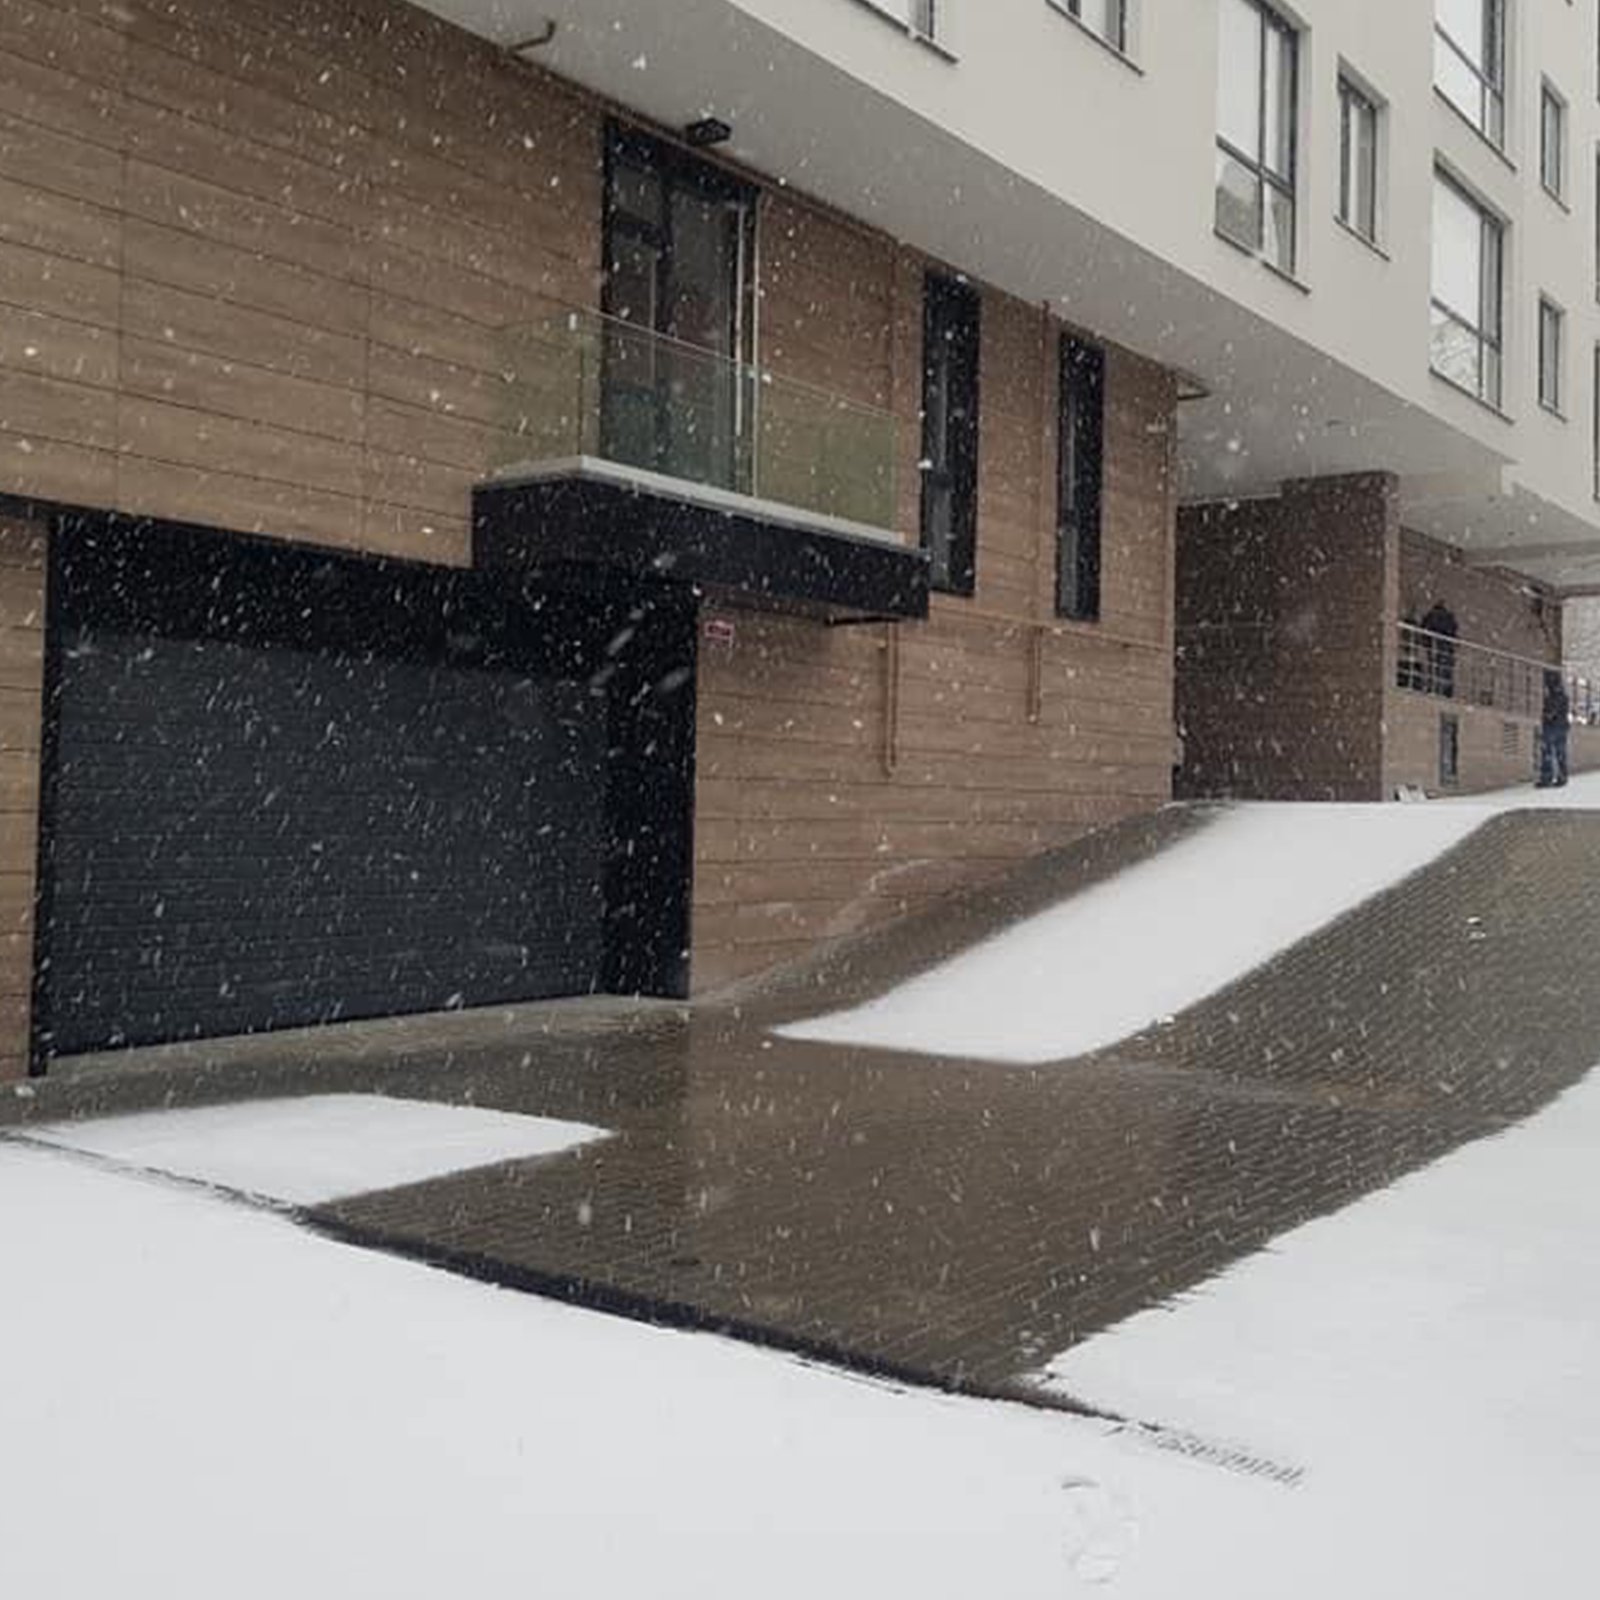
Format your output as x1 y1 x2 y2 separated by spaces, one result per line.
414 0 1600 577
726 0 1600 547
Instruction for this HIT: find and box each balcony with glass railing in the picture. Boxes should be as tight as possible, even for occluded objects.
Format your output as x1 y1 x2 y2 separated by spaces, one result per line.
477 310 927 623
489 309 900 537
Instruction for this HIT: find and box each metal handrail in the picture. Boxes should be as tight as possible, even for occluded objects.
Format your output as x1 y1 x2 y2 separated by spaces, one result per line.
1395 622 1594 721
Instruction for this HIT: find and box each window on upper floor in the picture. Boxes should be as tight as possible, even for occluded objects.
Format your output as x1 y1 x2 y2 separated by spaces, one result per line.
1431 169 1505 408
1541 83 1568 200
1592 345 1600 497
1057 337 1106 622
1057 0 1128 54
1338 75 1381 244
1539 297 1566 414
1434 0 1506 148
861 0 941 42
1215 0 1299 274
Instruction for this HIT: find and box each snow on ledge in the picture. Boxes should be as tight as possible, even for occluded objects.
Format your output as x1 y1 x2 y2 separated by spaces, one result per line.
28 1094 608 1205
776 803 1497 1065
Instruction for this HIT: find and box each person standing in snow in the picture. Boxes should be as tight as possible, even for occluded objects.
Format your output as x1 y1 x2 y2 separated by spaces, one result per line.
1420 601 1458 699
1538 669 1570 789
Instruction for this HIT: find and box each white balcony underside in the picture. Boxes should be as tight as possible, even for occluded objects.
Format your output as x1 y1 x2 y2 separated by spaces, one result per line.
412 0 1600 590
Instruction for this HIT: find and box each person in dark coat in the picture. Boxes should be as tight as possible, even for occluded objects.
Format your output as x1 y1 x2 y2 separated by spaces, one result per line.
1539 669 1570 788
1420 601 1458 698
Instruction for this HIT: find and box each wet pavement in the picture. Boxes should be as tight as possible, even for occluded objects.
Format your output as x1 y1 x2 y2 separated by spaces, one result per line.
8 804 1600 1407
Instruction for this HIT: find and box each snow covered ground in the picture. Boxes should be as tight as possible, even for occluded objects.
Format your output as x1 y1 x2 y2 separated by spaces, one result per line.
3 1058 1597 1597
25 1093 606 1204
0 1135 1267 1600
1035 1064 1600 1597
780 773 1600 1065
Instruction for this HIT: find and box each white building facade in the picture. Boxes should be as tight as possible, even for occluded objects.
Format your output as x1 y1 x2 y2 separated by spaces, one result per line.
420 0 1600 590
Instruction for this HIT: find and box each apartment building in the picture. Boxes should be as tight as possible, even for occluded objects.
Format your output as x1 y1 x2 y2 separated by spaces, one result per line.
0 0 1593 1074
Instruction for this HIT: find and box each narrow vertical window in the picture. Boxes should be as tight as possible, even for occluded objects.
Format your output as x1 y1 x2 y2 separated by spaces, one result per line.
1434 0 1506 148
1593 345 1600 498
1541 83 1568 200
1057 337 1106 622
1539 298 1566 414
1337 76 1380 243
1431 170 1504 407
1215 0 1299 273
921 273 981 596
1439 713 1461 787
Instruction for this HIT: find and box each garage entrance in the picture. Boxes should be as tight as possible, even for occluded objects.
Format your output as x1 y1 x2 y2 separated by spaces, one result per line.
35 520 696 1061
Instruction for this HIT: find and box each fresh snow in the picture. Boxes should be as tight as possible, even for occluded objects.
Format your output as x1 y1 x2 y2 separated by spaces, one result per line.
0 1139 1274 1600
779 803 1490 1064
25 1093 606 1204
4 1065 1598 1597
1035 1065 1600 1596
780 774 1600 1065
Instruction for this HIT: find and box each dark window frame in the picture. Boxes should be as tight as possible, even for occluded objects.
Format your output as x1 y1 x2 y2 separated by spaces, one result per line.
1439 712 1461 788
600 122 760 490
1539 296 1566 415
1593 342 1600 499
1540 81 1568 200
1057 336 1106 622
1430 168 1505 409
1434 0 1506 148
1337 74 1380 242
920 272 981 598
1215 0 1300 273
1063 0 1128 53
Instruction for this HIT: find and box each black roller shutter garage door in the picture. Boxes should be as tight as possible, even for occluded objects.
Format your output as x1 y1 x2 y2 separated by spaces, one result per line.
36 523 695 1059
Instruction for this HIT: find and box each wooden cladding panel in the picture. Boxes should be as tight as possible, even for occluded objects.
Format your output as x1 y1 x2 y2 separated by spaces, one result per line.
0 517 44 1081
691 204 1178 995
0 0 601 561
0 0 1182 1003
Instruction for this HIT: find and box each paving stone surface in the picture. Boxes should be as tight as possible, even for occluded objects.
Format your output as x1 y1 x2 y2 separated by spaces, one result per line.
10 805 1600 1409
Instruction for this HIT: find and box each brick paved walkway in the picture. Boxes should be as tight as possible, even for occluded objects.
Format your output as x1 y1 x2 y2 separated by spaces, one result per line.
10 806 1600 1406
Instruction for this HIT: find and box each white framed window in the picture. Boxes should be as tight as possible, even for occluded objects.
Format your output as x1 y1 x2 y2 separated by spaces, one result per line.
1338 75 1381 243
1592 344 1600 498
1431 169 1505 408
1541 82 1568 200
1056 0 1129 53
1215 0 1299 273
857 0 943 44
1434 0 1506 148
1539 297 1566 415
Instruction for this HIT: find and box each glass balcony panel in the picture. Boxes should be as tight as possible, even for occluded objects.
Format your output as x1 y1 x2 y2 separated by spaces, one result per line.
492 310 899 534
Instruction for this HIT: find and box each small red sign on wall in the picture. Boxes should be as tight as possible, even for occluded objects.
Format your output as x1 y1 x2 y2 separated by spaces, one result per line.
703 618 737 649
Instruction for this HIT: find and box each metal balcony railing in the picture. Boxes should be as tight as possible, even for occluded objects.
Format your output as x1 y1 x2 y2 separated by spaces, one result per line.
490 309 900 534
1395 623 1596 722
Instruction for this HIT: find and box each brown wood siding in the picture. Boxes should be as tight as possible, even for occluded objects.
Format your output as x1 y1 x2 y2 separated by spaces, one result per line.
0 516 43 1079
1 0 1181 1004
696 224 1179 990
0 0 602 563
